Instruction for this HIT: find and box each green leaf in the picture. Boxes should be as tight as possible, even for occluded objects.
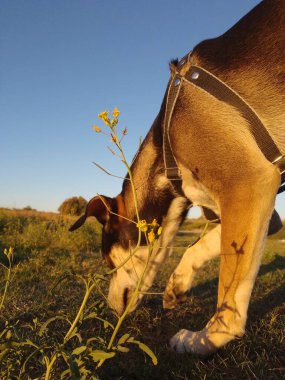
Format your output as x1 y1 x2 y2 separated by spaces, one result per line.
39 316 69 337
0 328 8 339
0 340 36 351
0 348 9 362
60 368 71 379
83 312 98 320
61 351 69 365
87 336 105 345
128 339 158 365
72 346 87 356
103 321 110 329
118 333 130 345
74 358 84 367
25 339 38 348
83 313 114 329
21 348 42 373
116 345 130 353
65 328 82 344
93 274 108 282
137 342 158 365
89 350 115 362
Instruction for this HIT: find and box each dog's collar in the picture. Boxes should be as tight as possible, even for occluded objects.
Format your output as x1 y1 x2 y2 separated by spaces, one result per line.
163 52 285 191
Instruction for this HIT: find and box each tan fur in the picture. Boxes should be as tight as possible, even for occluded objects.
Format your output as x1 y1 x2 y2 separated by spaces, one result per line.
165 54 282 354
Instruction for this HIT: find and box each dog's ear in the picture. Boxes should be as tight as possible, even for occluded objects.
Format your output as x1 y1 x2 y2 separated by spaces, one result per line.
69 195 112 231
169 58 178 76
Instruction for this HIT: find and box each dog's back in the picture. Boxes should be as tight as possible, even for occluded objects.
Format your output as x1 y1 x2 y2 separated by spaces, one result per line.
194 0 284 75
192 0 285 151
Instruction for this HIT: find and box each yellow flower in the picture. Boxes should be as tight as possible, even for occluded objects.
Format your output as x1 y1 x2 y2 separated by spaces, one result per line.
157 226 162 235
92 125 101 133
113 107 120 118
98 111 111 126
148 230 155 243
151 219 158 227
4 247 13 258
98 111 109 120
136 219 148 232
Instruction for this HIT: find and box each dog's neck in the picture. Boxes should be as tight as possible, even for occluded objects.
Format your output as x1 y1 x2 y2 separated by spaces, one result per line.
121 121 179 225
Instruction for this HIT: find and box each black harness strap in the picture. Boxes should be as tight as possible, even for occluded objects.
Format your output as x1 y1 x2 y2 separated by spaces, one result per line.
163 75 183 180
163 55 285 191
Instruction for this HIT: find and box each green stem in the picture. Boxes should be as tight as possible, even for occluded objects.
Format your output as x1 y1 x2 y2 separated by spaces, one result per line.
97 120 154 368
64 281 96 343
200 221 209 239
117 144 140 224
44 354 58 380
0 257 12 312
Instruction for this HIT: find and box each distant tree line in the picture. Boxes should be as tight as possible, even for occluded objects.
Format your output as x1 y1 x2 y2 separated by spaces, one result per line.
58 196 87 216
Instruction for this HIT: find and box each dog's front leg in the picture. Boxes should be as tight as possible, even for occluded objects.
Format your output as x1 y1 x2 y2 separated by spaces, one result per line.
163 224 221 309
170 166 280 356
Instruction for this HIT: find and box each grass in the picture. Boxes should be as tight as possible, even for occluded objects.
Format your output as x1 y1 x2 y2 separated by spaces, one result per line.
0 209 284 379
0 207 101 264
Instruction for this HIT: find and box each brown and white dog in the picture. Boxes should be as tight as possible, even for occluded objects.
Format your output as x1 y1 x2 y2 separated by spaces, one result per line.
70 0 284 356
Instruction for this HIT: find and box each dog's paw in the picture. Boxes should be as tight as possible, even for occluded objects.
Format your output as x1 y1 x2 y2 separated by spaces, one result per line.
163 273 188 309
170 329 216 357
163 276 179 309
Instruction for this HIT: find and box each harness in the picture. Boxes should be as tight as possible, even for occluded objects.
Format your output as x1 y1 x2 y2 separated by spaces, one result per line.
163 52 285 193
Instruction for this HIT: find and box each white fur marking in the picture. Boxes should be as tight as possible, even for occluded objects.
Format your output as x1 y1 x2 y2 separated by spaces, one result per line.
108 197 188 315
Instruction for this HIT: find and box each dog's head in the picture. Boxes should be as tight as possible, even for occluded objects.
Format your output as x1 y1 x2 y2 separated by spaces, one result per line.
69 194 175 316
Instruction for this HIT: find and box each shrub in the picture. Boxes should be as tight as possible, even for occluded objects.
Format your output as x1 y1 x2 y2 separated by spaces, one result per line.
58 196 87 216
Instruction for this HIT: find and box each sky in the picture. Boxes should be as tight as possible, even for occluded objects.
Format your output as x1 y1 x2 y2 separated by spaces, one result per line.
1 0 284 217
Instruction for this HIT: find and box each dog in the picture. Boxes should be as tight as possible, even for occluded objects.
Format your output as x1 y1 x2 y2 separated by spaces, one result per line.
70 0 285 356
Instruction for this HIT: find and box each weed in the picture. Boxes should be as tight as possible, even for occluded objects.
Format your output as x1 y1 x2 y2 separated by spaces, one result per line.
0 248 14 312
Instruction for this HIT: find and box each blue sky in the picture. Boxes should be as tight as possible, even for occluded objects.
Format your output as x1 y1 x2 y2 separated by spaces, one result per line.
1 0 284 217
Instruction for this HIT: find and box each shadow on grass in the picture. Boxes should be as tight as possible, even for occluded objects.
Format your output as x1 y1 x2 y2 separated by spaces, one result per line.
258 254 285 275
249 283 285 319
190 254 285 298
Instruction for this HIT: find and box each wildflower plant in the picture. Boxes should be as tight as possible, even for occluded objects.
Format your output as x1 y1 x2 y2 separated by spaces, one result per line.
0 247 14 311
92 108 160 367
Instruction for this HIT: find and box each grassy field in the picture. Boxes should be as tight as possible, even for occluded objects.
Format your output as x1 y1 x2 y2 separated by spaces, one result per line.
0 209 284 379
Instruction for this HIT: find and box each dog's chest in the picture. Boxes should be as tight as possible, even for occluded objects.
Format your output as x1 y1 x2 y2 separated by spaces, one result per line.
180 164 220 216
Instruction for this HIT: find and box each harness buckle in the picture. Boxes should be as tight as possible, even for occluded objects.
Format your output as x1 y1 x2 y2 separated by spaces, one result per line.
272 155 285 165
165 167 182 180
